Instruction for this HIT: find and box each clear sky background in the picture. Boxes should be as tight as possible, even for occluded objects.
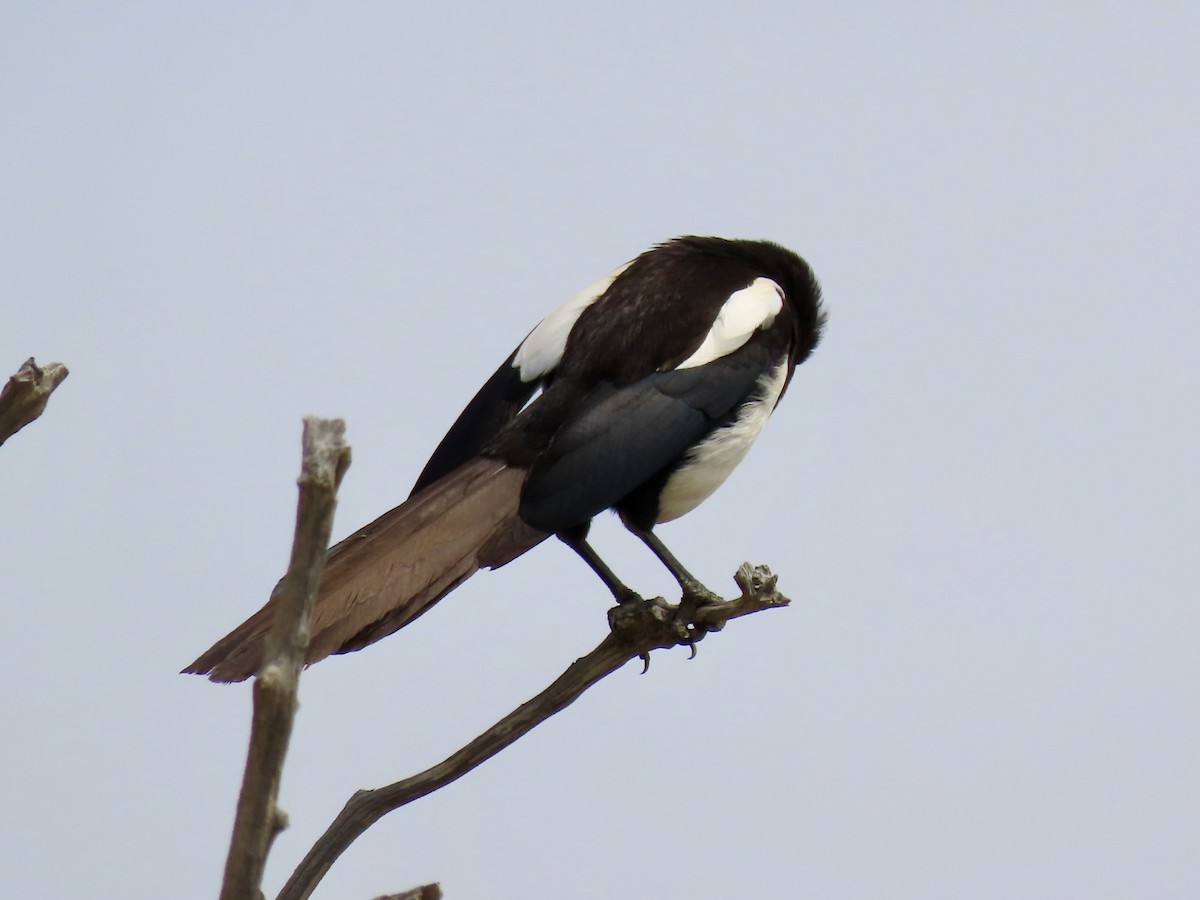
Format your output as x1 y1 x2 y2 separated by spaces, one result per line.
3 4 1197 898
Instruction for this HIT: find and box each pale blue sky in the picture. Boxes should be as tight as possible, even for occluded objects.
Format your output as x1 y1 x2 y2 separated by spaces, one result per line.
3 4 1198 898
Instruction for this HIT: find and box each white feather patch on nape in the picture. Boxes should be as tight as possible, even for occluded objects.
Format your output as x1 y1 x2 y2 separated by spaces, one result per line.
675 277 785 370
655 358 789 523
512 263 632 382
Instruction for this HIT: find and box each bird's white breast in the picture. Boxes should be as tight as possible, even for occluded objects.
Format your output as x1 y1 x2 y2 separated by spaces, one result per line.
655 358 789 523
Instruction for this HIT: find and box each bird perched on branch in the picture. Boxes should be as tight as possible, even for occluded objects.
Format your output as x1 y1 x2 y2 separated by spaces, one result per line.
186 236 825 682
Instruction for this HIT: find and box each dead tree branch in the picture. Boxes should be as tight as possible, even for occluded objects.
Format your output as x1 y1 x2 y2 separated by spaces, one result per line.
0 358 69 447
220 417 352 900
373 885 442 900
277 563 789 900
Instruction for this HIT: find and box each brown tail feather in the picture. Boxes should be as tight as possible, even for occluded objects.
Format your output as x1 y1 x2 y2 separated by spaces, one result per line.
183 457 547 682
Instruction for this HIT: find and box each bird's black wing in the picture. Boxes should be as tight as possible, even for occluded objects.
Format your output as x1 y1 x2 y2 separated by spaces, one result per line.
410 348 539 495
518 341 781 532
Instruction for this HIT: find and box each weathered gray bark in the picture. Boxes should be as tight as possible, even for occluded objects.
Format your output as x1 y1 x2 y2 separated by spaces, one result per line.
0 358 69 447
219 418 352 900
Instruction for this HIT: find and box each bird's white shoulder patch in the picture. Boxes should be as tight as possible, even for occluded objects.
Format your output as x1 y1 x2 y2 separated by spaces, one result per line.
513 263 631 382
675 277 784 370
656 359 789 523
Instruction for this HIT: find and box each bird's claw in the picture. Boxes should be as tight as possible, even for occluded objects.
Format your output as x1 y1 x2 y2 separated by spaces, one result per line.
679 618 713 659
676 581 724 656
608 585 725 669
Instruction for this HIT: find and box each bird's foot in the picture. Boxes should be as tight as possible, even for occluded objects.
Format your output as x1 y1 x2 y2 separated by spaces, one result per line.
607 584 726 667
676 581 726 656
614 586 645 606
604 564 790 672
679 582 722 614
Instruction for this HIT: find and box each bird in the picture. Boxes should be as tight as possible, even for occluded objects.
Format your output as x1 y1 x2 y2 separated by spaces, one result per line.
185 236 825 682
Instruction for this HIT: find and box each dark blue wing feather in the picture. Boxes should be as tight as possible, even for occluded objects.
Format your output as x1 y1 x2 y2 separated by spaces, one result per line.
519 344 778 532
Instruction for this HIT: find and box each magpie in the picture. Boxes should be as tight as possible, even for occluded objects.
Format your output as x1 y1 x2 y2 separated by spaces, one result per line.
186 236 824 682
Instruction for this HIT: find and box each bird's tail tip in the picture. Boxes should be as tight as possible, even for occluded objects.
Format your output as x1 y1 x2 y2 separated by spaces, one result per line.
180 457 542 684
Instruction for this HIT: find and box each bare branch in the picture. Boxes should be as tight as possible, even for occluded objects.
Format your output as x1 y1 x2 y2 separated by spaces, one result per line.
277 564 789 900
220 418 352 900
0 358 69 447
373 885 443 900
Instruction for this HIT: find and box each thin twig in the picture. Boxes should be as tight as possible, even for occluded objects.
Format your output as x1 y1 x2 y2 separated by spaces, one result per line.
0 358 69 447
277 564 789 900
220 418 352 900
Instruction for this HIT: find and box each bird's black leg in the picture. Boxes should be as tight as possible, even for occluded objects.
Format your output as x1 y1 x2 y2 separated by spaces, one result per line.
560 527 659 671
626 525 724 656
627 525 721 607
557 526 642 605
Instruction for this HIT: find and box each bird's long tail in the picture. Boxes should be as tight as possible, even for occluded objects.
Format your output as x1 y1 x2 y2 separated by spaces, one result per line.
184 457 546 682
